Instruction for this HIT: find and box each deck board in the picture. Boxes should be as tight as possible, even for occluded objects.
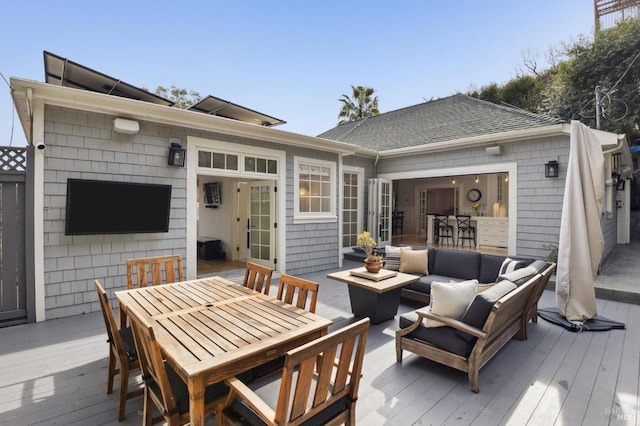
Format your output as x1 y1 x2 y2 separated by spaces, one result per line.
0 262 638 425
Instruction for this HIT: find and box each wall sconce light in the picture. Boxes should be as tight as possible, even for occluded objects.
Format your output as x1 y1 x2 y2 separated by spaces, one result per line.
545 160 559 178
504 174 509 183
113 118 140 134
168 142 186 167
475 175 479 184
451 177 456 185
486 146 502 155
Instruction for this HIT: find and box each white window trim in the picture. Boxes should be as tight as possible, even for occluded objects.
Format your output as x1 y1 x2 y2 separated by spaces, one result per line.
293 156 337 223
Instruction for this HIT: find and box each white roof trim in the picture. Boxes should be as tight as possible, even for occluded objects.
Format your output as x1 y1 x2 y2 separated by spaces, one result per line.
10 77 358 155
376 124 569 158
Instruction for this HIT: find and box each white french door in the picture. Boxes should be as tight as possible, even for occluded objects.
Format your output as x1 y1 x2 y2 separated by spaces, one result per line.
368 178 392 247
246 181 276 268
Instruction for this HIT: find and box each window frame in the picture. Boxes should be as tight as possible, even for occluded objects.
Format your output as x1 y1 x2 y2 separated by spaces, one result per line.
293 156 337 223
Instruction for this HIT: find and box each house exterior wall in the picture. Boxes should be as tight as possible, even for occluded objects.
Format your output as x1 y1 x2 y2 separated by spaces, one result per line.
40 106 352 318
376 135 571 260
42 106 188 318
284 147 341 275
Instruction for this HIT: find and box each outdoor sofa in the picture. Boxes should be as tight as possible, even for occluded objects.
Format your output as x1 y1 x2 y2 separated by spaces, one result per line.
382 245 538 305
395 262 556 392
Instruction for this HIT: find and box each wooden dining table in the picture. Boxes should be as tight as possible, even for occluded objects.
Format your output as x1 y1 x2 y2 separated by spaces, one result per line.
115 276 333 426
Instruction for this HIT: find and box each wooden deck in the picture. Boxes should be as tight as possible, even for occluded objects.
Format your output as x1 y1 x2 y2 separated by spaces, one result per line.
1 260 638 425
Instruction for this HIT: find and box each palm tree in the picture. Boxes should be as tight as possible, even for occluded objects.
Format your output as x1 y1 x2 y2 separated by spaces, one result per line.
337 85 380 124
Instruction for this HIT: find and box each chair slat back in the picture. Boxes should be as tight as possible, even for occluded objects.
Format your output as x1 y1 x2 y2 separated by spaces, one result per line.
242 262 273 295
456 214 472 229
275 318 369 425
276 274 319 313
128 312 179 418
95 280 126 357
126 255 184 289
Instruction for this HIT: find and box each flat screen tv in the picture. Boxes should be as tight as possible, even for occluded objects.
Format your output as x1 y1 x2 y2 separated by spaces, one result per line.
65 179 172 235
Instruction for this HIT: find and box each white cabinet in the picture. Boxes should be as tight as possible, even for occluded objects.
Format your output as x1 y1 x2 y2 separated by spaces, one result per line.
476 217 508 248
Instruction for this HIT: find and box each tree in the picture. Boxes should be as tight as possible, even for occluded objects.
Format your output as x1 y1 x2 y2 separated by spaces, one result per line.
153 85 202 109
544 19 640 138
338 85 380 124
501 76 545 111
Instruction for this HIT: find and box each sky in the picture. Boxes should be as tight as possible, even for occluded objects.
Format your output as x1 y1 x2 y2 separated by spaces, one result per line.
1 1 595 147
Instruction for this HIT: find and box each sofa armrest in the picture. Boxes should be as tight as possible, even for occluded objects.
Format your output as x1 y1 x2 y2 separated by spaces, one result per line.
415 307 486 339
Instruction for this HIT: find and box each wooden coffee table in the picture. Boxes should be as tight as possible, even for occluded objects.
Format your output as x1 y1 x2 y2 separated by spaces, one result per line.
327 267 419 324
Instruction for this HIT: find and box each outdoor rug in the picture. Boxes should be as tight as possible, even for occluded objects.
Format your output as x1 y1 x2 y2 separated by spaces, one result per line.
538 307 626 332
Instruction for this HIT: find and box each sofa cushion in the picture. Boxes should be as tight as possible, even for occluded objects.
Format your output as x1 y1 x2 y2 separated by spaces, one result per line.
384 245 411 271
400 249 428 275
499 257 526 275
426 280 477 327
497 265 538 286
407 274 463 294
431 249 481 280
398 311 474 357
478 254 508 284
527 259 552 274
457 279 517 342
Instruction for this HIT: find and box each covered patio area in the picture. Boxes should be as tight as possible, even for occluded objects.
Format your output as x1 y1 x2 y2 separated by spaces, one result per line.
0 259 637 425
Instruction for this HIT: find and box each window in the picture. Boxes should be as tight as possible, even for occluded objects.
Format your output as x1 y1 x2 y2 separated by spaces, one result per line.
198 150 238 171
294 157 336 222
342 170 361 248
197 149 276 176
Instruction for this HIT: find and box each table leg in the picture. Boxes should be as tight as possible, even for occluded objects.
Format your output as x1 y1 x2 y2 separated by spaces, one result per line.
189 378 205 426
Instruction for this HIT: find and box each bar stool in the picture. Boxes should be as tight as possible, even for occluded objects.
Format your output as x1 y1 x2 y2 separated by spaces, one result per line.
456 215 476 247
433 214 455 245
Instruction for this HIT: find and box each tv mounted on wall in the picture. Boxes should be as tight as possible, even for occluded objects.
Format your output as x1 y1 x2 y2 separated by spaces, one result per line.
65 179 172 235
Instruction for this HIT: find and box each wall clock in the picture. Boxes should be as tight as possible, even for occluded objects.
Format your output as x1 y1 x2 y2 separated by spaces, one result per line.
467 189 482 202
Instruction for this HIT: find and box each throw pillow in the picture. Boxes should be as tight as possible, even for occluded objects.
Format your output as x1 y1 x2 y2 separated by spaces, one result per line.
457 279 517 341
496 265 538 286
498 257 525 277
425 280 477 328
384 245 411 271
399 249 428 275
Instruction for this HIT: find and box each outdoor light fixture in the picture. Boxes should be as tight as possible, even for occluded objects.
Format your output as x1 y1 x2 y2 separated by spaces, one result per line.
475 175 479 183
168 142 186 167
545 160 559 178
451 177 456 185
504 174 509 183
486 146 502 155
113 118 139 134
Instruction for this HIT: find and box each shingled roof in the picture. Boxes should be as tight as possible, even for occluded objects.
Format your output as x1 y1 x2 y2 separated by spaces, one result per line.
317 94 565 151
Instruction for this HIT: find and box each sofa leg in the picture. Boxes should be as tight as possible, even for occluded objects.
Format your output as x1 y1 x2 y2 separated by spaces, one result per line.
468 370 479 393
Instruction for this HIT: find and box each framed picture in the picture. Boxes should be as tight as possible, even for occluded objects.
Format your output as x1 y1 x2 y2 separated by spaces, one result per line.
203 182 221 207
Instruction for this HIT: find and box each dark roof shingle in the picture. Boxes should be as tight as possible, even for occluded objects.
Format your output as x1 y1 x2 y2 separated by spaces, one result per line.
317 94 564 150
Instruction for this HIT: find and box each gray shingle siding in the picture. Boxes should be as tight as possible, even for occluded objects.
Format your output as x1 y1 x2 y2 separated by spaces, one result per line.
43 106 187 318
284 148 341 275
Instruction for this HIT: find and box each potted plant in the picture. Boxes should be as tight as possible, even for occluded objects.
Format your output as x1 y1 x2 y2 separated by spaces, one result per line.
357 231 382 273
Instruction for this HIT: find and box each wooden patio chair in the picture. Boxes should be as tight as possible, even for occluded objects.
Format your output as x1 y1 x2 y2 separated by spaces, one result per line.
126 254 184 289
128 310 229 426
242 262 273 295
276 274 319 313
123 254 184 327
251 274 320 379
94 279 142 421
219 318 370 426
